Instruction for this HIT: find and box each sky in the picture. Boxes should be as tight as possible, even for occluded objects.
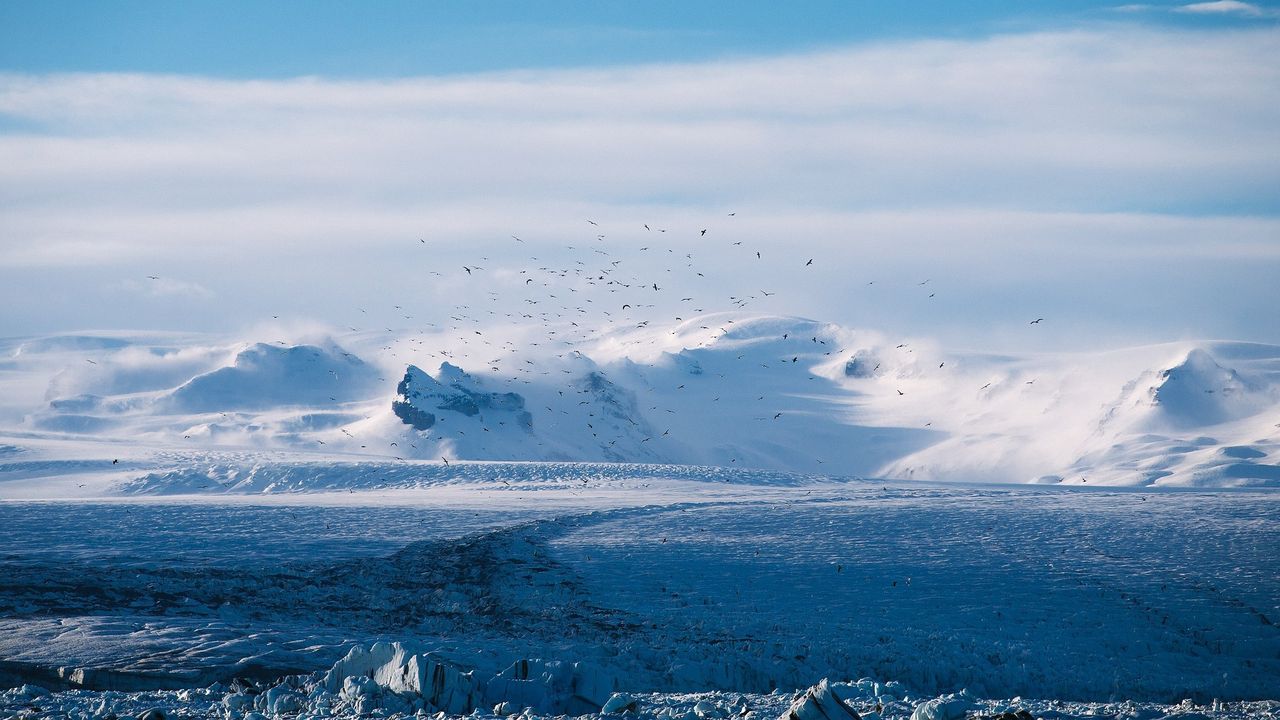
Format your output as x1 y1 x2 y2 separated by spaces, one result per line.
1 1 1278 351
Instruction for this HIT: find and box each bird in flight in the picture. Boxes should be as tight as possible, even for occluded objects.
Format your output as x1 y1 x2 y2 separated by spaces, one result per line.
805 259 813 266
1030 318 1044 324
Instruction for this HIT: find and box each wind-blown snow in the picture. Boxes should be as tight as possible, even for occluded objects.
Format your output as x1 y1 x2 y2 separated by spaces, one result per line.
2 314 1277 488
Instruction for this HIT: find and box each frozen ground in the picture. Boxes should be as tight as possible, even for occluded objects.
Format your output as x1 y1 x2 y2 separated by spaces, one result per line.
0 471 1277 718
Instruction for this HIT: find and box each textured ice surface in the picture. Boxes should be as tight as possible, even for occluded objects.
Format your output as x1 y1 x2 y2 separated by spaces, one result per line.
1 477 1276 707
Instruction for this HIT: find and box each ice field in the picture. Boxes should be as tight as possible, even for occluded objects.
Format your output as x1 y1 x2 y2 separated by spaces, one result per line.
0 469 1277 719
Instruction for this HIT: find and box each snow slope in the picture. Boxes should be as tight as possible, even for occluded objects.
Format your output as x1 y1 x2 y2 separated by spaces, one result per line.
2 315 1278 488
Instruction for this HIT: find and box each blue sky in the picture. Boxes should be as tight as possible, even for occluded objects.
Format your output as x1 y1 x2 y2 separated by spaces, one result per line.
1 3 1278 349
2 1 1276 77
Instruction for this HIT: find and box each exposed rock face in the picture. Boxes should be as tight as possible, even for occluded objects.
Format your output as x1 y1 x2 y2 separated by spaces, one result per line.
393 363 533 431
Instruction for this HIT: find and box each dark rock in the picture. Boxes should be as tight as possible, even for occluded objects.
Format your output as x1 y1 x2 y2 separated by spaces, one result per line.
393 364 530 430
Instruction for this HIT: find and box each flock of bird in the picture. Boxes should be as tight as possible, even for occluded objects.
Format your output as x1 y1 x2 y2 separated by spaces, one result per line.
141 214 1046 464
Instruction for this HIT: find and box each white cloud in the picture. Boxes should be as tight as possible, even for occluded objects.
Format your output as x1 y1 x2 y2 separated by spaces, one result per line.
1175 1 1278 16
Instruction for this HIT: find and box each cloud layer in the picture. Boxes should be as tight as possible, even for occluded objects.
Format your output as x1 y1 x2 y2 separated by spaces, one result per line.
1 25 1277 347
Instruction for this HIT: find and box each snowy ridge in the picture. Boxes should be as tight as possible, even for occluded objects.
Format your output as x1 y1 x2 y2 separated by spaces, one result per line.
1 315 1278 491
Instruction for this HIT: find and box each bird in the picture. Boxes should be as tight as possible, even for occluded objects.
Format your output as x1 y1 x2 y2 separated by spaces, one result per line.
1030 318 1044 324
700 229 707 236
441 457 450 466
805 259 813 266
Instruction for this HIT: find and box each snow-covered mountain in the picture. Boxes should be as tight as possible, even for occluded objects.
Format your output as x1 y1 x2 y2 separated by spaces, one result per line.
2 314 1278 489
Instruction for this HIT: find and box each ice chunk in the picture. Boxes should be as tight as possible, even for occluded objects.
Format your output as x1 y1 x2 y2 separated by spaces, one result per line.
486 658 623 716
321 641 479 715
782 679 862 720
910 693 976 720
603 692 639 714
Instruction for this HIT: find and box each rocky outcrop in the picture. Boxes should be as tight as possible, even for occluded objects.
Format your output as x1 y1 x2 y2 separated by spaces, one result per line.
393 363 533 431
